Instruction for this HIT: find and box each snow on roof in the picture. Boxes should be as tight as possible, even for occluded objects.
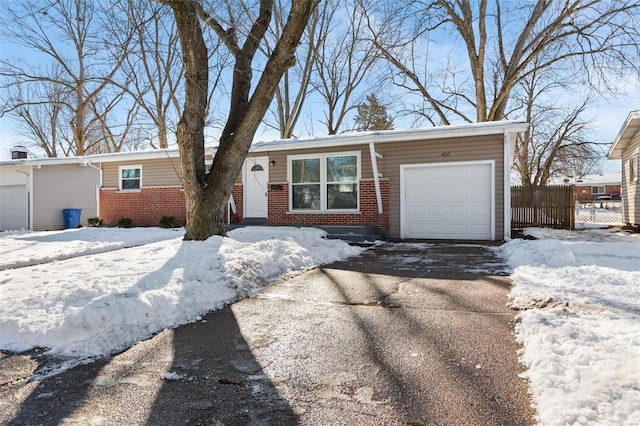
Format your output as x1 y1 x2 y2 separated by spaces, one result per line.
548 173 622 186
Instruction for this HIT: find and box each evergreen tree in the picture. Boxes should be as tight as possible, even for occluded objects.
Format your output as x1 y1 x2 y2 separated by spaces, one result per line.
354 94 394 131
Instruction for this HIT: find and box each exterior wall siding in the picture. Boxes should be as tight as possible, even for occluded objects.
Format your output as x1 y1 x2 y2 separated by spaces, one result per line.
32 164 100 230
100 187 186 227
94 133 508 238
374 134 505 240
621 132 640 225
252 144 373 184
267 179 389 229
101 157 183 189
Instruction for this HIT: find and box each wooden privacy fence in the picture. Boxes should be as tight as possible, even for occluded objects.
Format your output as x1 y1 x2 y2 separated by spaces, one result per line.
511 185 575 230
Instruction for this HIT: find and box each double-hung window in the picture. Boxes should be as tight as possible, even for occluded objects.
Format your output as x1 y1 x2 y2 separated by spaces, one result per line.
630 155 639 183
290 153 359 211
591 186 605 195
119 165 142 191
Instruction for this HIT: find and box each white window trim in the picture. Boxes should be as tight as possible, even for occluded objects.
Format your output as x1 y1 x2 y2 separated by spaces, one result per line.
591 186 605 195
287 151 361 213
118 165 142 191
630 155 639 183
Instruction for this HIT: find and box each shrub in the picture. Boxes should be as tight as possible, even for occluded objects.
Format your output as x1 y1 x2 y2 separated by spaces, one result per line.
87 217 103 227
159 216 180 228
118 217 133 228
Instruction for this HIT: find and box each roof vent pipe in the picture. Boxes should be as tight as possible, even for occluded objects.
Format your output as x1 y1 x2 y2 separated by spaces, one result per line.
10 146 29 159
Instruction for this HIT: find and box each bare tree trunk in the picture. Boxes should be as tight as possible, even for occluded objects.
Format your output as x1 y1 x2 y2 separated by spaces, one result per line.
171 0 318 240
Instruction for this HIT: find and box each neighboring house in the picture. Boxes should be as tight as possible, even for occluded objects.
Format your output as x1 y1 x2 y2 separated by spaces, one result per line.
549 174 622 202
608 110 640 227
1 120 528 240
0 151 100 231
95 121 527 240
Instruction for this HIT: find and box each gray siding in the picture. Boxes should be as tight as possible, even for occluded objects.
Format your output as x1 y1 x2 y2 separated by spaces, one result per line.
622 132 640 226
33 164 100 230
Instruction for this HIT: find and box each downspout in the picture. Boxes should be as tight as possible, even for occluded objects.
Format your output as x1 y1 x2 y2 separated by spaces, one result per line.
503 130 512 241
86 161 103 219
369 137 384 215
228 194 237 224
14 165 34 230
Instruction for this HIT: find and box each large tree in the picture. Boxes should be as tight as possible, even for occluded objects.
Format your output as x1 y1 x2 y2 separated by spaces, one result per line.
366 0 640 124
312 0 379 134
512 63 601 186
168 0 318 240
0 0 137 156
259 0 323 139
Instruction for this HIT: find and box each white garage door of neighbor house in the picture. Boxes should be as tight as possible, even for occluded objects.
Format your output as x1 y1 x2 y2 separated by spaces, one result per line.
0 185 28 230
401 161 494 240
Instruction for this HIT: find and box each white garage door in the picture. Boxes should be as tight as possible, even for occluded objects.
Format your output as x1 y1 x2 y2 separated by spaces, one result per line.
0 185 28 230
401 161 494 240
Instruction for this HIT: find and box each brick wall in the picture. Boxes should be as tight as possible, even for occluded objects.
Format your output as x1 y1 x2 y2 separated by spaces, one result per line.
100 180 389 230
231 184 243 223
100 187 186 227
575 184 621 201
267 179 389 230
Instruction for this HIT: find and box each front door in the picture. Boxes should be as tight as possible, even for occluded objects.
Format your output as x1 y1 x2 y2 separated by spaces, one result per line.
243 156 269 218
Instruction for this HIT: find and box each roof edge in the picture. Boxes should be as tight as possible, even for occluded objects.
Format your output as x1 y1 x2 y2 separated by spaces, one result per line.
252 121 528 152
608 110 640 159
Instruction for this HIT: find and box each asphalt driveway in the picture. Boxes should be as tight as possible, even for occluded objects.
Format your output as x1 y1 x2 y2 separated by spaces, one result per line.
1 242 534 425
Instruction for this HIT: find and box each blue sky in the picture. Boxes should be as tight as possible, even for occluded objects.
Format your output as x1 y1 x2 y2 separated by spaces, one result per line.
1 1 638 175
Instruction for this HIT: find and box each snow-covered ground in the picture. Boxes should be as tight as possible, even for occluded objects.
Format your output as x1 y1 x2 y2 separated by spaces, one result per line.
2 225 639 424
501 227 640 426
0 227 362 360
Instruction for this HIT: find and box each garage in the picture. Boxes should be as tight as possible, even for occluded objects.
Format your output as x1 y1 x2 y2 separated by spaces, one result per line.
0 184 28 231
401 161 494 240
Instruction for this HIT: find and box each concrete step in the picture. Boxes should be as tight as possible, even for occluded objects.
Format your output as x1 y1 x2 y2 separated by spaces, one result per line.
240 218 268 225
224 223 387 243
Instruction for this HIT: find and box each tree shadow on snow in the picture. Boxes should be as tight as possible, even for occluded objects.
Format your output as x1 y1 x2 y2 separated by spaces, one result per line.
4 239 297 425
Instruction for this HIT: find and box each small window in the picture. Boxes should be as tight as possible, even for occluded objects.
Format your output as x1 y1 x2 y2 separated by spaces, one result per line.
591 186 605 195
631 155 639 183
251 164 264 172
119 165 142 191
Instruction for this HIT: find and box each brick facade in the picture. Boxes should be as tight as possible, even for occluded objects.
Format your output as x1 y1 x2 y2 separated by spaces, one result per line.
267 179 389 230
575 184 621 201
230 184 243 223
100 187 186 227
99 180 389 231
100 185 245 227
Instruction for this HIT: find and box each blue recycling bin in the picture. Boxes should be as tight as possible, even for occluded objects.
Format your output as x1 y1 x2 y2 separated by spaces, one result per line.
63 208 82 228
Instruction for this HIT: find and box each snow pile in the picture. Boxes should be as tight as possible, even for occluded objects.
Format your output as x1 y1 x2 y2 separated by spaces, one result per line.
0 227 362 359
0 227 182 270
502 228 640 425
